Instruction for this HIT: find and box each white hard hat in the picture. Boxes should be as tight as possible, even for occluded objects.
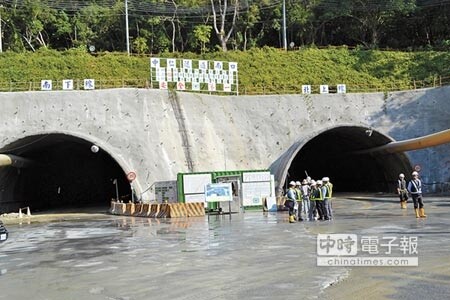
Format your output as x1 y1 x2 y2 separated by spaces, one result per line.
399 173 405 178
310 180 316 186
302 179 308 185
412 171 419 176
289 181 296 186
322 177 329 182
296 181 301 186
317 180 323 185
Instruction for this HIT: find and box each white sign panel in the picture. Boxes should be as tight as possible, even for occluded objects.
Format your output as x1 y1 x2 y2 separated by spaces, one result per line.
84 79 95 90
62 79 73 90
167 58 177 69
302 85 311 94
183 59 192 70
192 82 200 91
41 80 52 91
183 174 212 194
229 62 238 72
242 181 272 206
320 85 329 94
205 183 233 202
159 81 168 90
337 84 347 94
214 61 223 70
243 172 271 182
150 57 160 68
199 60 208 70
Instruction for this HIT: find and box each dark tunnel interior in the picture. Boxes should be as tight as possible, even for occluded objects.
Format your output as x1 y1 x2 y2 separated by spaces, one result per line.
287 126 412 193
0 134 131 213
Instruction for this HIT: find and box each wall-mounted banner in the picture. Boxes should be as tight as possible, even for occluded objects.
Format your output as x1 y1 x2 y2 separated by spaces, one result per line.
150 58 238 95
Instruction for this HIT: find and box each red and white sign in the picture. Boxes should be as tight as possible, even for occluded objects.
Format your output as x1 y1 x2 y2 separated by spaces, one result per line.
126 172 136 182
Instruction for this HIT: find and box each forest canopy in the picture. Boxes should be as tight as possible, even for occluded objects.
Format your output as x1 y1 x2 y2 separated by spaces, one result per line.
0 0 449 53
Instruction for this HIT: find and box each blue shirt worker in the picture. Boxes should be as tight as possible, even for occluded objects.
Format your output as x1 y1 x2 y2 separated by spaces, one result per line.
407 171 426 218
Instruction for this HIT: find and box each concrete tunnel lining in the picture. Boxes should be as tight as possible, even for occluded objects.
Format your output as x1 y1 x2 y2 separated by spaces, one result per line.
272 126 413 194
0 133 132 213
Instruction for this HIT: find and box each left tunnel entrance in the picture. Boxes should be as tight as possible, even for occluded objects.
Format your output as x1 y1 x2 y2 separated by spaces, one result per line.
0 134 131 213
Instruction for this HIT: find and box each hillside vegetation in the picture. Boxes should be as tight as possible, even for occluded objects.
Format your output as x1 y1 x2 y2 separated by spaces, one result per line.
0 47 449 94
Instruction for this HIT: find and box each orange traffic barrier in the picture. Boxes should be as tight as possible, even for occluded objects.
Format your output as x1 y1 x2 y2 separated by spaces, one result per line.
133 203 143 216
137 203 150 217
186 202 205 217
124 202 135 216
115 203 126 215
168 203 187 218
157 203 170 218
109 201 116 214
148 204 160 218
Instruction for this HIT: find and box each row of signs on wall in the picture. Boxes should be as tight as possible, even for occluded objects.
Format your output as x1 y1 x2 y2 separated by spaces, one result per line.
40 79 95 91
150 58 238 93
303 84 347 94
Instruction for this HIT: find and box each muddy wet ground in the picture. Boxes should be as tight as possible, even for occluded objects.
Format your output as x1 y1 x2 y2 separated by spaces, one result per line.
0 195 449 300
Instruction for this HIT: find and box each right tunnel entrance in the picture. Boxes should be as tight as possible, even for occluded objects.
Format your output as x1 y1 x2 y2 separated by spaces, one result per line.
287 126 412 193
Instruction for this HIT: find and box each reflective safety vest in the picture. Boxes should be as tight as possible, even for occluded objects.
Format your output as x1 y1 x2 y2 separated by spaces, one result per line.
310 187 323 201
295 188 302 201
324 182 333 198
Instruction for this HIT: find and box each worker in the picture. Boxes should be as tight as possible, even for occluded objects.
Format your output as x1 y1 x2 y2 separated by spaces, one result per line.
309 180 319 221
407 171 426 218
322 177 333 220
285 181 297 223
295 181 304 221
317 180 329 220
300 179 311 221
397 173 408 209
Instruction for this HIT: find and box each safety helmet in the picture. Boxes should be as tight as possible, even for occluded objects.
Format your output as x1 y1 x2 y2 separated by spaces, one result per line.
289 181 296 186
412 171 419 176
302 179 308 185
399 173 405 178
322 177 329 182
317 180 323 185
296 181 301 186
310 180 317 186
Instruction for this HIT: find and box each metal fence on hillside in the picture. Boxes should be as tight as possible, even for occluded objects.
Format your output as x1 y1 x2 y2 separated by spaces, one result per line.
0 76 448 95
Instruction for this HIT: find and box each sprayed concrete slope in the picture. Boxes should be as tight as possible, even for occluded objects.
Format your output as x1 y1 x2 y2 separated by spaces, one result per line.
0 86 449 202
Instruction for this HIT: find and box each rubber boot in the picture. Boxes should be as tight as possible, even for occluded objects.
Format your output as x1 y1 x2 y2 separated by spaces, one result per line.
419 208 427 218
289 215 296 223
414 208 420 218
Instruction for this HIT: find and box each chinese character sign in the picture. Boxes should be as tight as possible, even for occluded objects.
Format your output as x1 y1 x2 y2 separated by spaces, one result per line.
150 58 237 94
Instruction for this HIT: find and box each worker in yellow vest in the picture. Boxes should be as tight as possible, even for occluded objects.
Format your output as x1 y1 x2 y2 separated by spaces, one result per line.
295 181 304 221
322 177 333 220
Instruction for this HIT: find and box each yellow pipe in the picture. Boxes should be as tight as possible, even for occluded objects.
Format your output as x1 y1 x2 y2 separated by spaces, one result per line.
0 154 12 167
356 129 450 154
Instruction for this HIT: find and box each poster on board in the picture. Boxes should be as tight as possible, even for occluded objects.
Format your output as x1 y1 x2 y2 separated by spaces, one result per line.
205 183 233 202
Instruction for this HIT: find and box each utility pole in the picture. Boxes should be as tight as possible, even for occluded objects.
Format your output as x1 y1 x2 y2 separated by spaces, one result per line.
282 0 287 51
125 0 130 55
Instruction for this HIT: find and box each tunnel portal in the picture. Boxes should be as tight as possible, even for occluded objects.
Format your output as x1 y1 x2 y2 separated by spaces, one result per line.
286 126 412 193
0 134 131 213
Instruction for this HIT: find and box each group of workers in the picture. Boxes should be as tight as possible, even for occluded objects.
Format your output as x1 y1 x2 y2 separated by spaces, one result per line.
285 177 333 223
397 171 427 218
